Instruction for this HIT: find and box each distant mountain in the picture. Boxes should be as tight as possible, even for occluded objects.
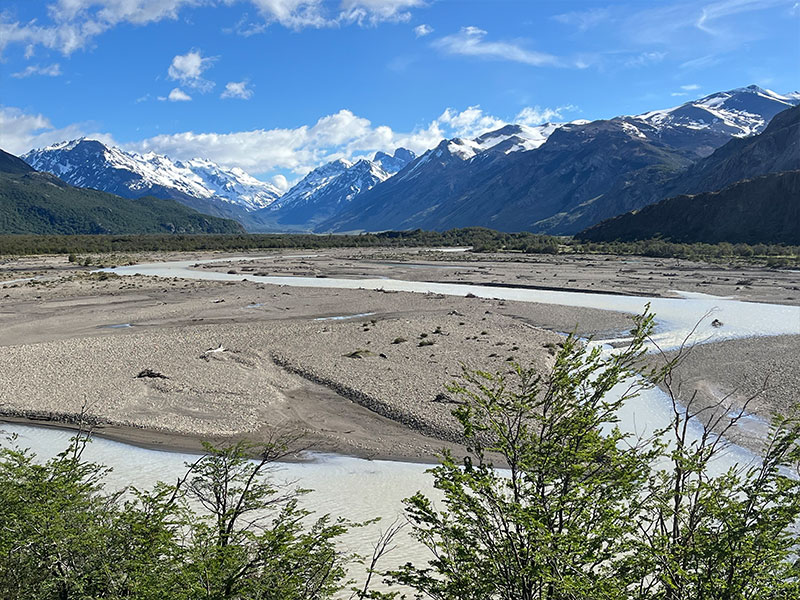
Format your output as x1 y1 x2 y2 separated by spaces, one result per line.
0 149 244 235
319 119 690 233
577 171 800 245
252 148 416 231
317 85 799 234
19 85 799 236
573 103 800 229
23 139 282 226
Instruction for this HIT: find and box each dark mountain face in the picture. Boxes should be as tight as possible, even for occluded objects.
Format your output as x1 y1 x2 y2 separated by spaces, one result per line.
317 87 798 235
577 171 800 245
0 149 36 175
319 120 693 234
576 104 800 230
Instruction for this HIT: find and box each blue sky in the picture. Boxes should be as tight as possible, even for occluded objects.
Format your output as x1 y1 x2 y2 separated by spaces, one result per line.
1 0 798 187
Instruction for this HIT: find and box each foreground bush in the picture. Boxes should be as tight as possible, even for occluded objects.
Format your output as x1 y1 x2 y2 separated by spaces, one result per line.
389 313 800 599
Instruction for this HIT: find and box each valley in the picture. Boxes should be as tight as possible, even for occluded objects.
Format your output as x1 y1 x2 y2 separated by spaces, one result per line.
2 247 798 460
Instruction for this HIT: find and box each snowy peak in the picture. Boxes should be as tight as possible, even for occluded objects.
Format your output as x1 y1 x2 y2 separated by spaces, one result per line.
373 147 416 173
269 158 354 210
23 139 281 212
473 122 563 153
632 84 800 139
261 153 393 227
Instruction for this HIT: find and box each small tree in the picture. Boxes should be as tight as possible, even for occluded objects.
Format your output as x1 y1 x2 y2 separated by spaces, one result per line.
392 314 660 599
179 439 353 600
633 338 800 600
391 312 800 600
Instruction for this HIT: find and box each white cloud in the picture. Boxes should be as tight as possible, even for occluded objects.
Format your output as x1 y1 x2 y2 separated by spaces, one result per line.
433 26 561 67
271 174 290 191
168 49 215 92
340 0 425 25
413 23 433 37
0 0 197 57
164 88 192 101
0 106 114 156
436 106 505 139
221 80 254 99
552 8 611 31
11 63 62 78
671 92 688 97
514 105 577 125
624 51 666 67
681 83 701 90
0 1 427 57
1 102 575 180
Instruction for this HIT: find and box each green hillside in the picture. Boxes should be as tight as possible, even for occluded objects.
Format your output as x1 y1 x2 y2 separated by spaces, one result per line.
0 149 244 235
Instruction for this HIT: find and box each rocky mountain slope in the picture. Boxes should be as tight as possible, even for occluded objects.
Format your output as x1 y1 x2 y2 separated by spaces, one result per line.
574 103 800 229
317 85 798 234
254 148 415 231
0 149 244 235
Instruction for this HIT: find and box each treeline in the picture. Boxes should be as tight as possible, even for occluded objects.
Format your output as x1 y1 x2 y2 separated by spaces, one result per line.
570 238 800 266
0 228 553 256
1 228 798 266
2 313 798 599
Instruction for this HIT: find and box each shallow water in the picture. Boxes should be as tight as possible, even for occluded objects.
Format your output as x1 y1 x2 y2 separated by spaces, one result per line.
104 257 800 350
6 254 794 576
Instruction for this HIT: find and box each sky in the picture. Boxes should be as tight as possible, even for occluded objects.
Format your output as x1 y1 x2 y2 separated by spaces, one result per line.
1 0 798 188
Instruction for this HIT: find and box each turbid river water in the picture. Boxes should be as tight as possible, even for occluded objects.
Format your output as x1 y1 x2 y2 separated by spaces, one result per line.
3 255 799 586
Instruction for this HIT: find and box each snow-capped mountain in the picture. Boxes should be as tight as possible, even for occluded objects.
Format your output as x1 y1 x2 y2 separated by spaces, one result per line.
318 85 800 235
618 85 800 157
373 148 416 173
23 139 282 217
267 159 356 211
256 147 416 229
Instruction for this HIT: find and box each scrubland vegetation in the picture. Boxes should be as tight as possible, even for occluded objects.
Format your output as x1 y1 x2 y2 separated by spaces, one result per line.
1 228 798 266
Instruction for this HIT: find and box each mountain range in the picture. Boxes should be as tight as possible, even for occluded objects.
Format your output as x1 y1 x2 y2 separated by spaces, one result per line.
578 105 800 244
0 150 244 235
19 85 800 240
23 139 282 226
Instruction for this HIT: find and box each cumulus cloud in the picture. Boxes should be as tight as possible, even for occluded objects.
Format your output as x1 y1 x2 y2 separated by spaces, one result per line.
165 88 192 101
515 105 577 125
168 49 215 92
11 63 62 78
437 106 505 139
433 26 561 67
0 105 114 155
2 102 576 180
221 80 254 99
413 23 433 37
271 174 290 191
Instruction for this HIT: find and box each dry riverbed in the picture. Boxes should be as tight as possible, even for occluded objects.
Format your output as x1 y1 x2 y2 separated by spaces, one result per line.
1 248 798 460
